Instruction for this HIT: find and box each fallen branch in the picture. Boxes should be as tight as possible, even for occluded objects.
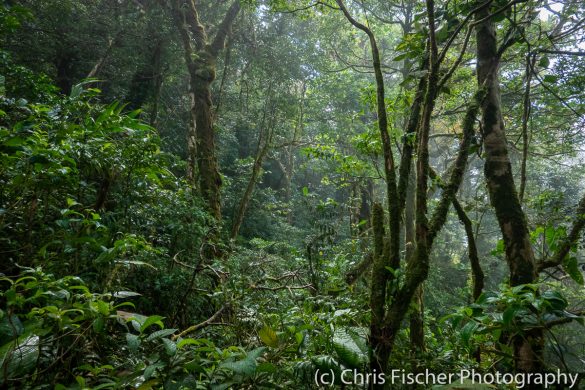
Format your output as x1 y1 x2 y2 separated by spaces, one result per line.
172 305 227 340
251 284 315 292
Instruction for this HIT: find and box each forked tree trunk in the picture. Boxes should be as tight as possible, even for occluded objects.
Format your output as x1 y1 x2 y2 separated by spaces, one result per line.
474 4 542 377
170 0 241 221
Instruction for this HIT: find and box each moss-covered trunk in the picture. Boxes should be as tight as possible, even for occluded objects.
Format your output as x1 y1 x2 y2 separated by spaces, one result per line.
406 167 424 355
369 202 388 375
474 4 542 376
192 75 222 220
170 0 241 221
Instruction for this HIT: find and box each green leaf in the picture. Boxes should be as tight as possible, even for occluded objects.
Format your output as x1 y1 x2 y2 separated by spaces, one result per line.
247 347 266 360
460 322 478 347
0 315 24 345
162 338 177 356
93 316 105 333
220 347 265 376
126 333 140 352
332 328 368 369
146 328 177 342
562 256 584 285
502 306 519 326
541 290 568 311
543 75 559 84
3 136 25 147
143 362 165 381
392 53 408 61
177 338 202 349
140 315 165 333
0 334 40 381
69 79 98 99
96 300 111 316
220 357 257 376
538 56 550 68
258 326 279 348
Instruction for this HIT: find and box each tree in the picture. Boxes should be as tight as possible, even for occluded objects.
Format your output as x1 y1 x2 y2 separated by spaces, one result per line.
166 0 241 220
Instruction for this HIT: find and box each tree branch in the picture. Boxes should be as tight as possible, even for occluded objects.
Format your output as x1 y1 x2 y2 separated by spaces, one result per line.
538 194 585 271
209 1 241 58
172 305 228 340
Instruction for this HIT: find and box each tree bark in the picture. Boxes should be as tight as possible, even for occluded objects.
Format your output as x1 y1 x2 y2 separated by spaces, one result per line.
452 197 484 301
381 86 483 374
369 202 388 375
170 0 241 220
406 165 425 356
334 1 400 376
519 53 536 203
474 3 542 377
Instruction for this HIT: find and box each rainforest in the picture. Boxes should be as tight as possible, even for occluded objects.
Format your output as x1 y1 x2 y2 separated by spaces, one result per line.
0 0 584 389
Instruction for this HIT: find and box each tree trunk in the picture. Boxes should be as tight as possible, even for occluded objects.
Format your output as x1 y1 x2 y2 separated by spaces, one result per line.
170 0 241 221
452 197 484 301
334 2 400 376
193 75 223 220
369 202 388 375
285 82 305 223
230 93 275 240
406 166 425 355
149 39 164 127
358 179 373 235
474 4 542 376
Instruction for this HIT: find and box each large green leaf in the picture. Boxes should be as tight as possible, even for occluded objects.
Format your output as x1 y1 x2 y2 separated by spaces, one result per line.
161 338 177 356
140 315 165 333
0 334 40 381
541 290 568 311
332 328 368 369
126 333 140 352
0 315 24 345
563 256 584 285
220 347 266 377
460 322 479 347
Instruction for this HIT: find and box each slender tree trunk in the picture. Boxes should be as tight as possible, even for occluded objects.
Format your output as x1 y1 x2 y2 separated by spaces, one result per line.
474 4 542 377
369 202 388 375
452 198 484 301
334 1 400 376
149 39 164 127
285 82 305 223
519 53 536 203
406 166 424 355
230 94 275 240
358 179 373 235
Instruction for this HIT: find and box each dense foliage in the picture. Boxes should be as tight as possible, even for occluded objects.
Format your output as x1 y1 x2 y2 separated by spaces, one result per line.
1 0 584 389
